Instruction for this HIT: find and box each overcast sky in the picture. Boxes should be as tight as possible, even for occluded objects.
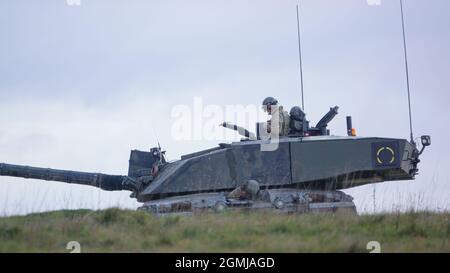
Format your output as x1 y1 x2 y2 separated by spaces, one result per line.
0 0 449 215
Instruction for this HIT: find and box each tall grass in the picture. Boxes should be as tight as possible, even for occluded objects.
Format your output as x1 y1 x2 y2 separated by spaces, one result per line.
0 209 449 253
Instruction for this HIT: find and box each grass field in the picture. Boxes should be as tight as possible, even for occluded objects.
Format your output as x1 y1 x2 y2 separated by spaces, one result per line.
0 209 449 252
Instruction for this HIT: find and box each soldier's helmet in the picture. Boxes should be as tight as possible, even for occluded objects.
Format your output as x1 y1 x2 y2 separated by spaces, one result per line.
290 106 306 121
262 97 278 106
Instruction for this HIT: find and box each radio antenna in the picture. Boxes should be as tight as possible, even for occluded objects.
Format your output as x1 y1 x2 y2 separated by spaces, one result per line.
400 0 415 144
296 3 305 111
152 124 165 163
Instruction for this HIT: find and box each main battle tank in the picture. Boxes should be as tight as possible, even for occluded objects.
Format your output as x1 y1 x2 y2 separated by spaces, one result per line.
0 106 431 215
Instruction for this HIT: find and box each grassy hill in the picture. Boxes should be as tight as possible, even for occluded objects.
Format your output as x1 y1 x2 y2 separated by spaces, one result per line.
0 209 449 252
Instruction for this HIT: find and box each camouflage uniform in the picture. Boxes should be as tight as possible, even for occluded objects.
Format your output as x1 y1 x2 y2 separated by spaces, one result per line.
266 105 291 137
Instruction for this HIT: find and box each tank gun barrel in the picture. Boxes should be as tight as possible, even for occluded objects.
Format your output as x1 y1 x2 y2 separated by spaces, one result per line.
0 163 134 191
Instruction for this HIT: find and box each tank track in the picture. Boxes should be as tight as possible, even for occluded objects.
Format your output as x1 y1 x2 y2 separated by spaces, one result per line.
138 189 356 215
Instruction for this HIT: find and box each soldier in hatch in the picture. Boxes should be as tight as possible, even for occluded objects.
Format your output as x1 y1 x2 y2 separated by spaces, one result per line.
289 106 309 136
261 97 291 137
